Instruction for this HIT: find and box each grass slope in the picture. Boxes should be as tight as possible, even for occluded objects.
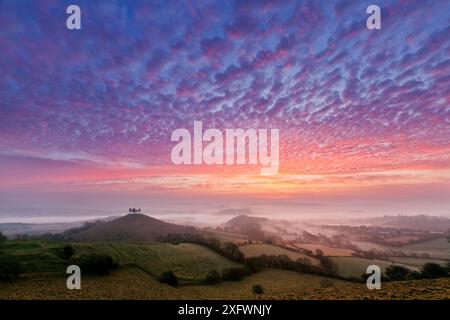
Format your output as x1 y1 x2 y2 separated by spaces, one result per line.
239 243 320 265
70 214 191 242
1 240 240 281
330 256 419 278
2 267 450 300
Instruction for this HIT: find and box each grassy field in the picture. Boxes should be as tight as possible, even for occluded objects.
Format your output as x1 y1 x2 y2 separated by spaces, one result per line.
293 243 355 256
2 240 450 300
239 243 320 265
202 229 248 244
400 238 450 260
330 256 420 278
1 266 450 300
0 241 241 281
352 238 450 260
387 257 448 268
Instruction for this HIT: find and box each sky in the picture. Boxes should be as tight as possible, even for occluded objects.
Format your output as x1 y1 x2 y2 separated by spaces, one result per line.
0 0 449 222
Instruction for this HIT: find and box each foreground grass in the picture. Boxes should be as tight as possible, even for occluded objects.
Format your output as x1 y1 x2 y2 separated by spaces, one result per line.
2 267 450 300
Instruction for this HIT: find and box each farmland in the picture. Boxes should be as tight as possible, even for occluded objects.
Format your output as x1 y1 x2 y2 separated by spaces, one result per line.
0 241 241 282
400 238 450 260
239 243 320 265
1 236 449 300
330 256 419 278
293 243 355 256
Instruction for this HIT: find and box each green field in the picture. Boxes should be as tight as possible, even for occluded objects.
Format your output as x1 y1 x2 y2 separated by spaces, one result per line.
239 243 320 265
202 229 249 244
388 257 448 268
330 256 419 278
400 238 450 260
2 240 450 300
1 241 241 282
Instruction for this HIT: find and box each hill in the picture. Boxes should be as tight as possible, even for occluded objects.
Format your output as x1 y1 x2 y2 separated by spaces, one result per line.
222 215 268 240
356 215 450 233
2 239 450 300
69 214 194 242
240 243 320 265
0 240 240 281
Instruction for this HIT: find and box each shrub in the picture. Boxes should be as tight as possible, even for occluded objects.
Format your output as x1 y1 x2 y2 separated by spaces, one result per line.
421 263 449 279
244 257 265 273
78 254 116 275
0 232 6 243
408 270 423 280
252 284 264 294
385 265 411 281
63 245 75 259
221 267 247 281
159 270 178 287
205 270 221 284
0 256 23 280
318 256 338 276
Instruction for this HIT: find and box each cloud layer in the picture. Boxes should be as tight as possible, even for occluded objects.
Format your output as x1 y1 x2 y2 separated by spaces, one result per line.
0 1 449 210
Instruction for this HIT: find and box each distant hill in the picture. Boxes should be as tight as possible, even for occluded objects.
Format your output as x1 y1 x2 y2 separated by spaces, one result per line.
358 215 450 233
214 208 255 216
222 215 268 240
69 214 194 242
0 216 120 238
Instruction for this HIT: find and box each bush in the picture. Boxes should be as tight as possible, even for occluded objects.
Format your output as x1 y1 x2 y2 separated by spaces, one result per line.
0 256 23 280
244 257 264 273
78 254 116 275
159 270 178 287
318 256 338 276
408 270 423 280
205 270 221 284
221 267 247 282
63 245 75 259
0 232 6 243
385 265 411 281
252 284 264 294
421 263 449 279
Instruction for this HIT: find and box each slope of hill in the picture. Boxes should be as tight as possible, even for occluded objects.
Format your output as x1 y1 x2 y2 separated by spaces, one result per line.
1 240 240 281
222 215 267 240
2 267 450 300
240 243 320 265
69 214 194 242
224 215 268 227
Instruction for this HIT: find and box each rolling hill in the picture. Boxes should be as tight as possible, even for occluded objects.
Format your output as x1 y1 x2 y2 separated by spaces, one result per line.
222 215 268 240
69 214 194 242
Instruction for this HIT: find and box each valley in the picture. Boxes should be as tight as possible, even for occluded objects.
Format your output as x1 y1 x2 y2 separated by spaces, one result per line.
1 212 449 300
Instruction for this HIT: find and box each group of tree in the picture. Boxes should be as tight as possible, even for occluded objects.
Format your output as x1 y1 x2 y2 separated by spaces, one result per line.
160 233 245 263
375 263 450 282
158 270 179 287
74 254 117 275
161 233 341 282
0 256 23 280
0 232 23 281
159 267 253 288
244 253 338 278
62 245 75 259
0 232 24 281
0 231 6 243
